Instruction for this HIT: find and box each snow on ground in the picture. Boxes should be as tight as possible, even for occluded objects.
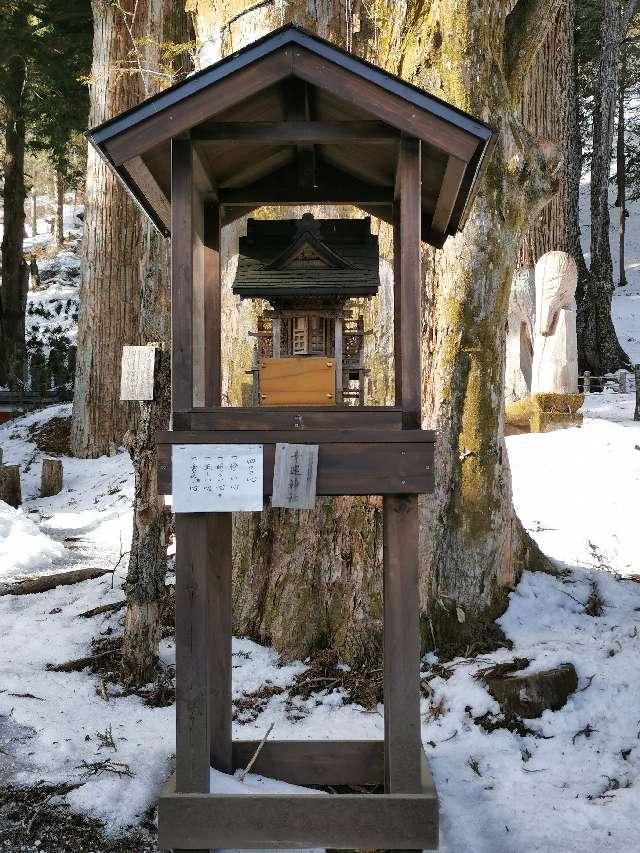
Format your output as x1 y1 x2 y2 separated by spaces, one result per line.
1 396 639 851
0 501 65 579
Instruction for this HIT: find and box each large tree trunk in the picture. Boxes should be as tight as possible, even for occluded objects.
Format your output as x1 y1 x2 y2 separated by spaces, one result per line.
120 1 191 686
412 1 561 649
0 33 28 391
519 1 573 265
70 0 149 458
189 0 560 663
577 0 631 373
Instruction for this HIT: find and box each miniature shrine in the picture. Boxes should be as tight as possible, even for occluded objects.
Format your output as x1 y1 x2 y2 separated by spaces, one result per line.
88 23 493 853
234 212 379 406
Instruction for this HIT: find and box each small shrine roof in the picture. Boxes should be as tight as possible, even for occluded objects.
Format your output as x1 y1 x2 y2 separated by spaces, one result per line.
86 24 493 248
233 214 379 299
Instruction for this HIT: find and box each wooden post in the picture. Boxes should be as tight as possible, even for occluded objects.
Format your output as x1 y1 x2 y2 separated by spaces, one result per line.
171 138 194 411
634 365 640 421
583 370 591 394
208 513 233 772
272 317 281 358
383 494 421 793
392 201 402 407
617 369 627 394
41 458 63 497
0 465 22 508
397 137 422 428
334 317 343 404
384 137 422 808
203 202 221 408
175 514 213 796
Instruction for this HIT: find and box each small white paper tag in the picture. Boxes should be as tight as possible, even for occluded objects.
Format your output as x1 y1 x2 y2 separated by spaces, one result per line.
272 443 319 510
172 444 263 513
120 345 156 401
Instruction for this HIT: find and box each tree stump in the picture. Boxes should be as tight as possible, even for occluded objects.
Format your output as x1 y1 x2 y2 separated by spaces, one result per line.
41 458 64 497
0 465 22 508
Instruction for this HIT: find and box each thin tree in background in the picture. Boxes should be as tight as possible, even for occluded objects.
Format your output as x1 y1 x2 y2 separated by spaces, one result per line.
0 2 91 390
615 37 628 287
577 0 637 373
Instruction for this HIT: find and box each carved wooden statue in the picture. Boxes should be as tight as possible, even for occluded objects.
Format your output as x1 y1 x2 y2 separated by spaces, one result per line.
531 251 579 395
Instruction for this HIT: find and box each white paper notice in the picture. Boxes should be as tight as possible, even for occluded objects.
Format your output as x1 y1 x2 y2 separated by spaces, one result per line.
172 444 263 513
120 345 156 401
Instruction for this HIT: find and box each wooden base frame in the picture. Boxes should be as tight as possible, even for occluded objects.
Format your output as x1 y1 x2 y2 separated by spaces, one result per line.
159 741 437 850
166 492 437 853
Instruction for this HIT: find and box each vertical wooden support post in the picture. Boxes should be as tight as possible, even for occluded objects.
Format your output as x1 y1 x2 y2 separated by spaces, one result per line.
172 141 212 842
203 202 222 408
171 138 194 411
334 317 343 404
383 494 422 793
393 200 402 408
384 136 422 803
209 512 233 772
175 514 212 794
634 364 640 421
398 137 422 428
272 317 281 357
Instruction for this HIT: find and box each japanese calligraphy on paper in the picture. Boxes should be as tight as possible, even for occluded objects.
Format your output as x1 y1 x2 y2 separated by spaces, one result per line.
272 443 319 509
172 444 263 512
120 345 156 401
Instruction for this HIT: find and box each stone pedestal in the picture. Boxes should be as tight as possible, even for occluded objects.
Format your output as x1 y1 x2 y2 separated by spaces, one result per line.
529 392 584 433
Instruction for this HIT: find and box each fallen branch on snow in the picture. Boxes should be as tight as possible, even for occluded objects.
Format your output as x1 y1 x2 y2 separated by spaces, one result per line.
76 600 125 619
0 567 112 597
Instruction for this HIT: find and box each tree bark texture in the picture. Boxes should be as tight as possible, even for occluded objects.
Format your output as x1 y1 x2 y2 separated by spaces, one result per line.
519 1 573 266
119 1 189 686
577 0 630 373
0 35 28 390
390 0 560 646
189 0 560 660
70 0 150 458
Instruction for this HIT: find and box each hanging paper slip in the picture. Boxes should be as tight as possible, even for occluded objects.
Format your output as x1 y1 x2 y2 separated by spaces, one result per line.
172 444 263 512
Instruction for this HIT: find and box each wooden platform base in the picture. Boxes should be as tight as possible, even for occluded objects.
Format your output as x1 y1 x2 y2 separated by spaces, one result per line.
159 741 438 850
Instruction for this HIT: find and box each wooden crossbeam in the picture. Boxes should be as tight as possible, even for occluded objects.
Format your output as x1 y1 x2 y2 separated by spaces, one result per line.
159 787 438 850
219 162 393 206
191 120 400 144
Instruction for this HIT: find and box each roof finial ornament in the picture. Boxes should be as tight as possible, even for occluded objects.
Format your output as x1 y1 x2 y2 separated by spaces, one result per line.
296 212 321 238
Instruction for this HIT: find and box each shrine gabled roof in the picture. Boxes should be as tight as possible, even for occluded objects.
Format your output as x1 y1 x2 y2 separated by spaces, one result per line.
233 215 380 300
86 24 494 247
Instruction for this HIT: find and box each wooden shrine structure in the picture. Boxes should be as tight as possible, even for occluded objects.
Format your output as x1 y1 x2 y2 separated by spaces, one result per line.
234 212 381 406
88 25 493 853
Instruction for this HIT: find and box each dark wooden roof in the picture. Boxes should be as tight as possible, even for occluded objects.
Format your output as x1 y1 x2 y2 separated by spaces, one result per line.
86 25 494 248
233 214 379 300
